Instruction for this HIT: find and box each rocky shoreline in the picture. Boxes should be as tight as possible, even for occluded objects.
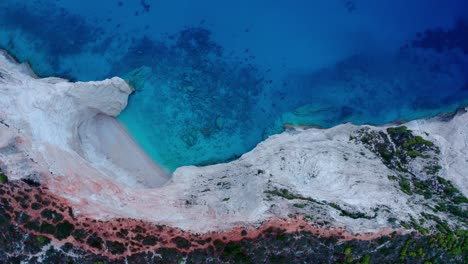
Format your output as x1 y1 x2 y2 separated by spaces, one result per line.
0 49 467 262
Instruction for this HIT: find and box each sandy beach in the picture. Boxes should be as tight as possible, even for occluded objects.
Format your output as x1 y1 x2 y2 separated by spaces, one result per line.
92 114 170 188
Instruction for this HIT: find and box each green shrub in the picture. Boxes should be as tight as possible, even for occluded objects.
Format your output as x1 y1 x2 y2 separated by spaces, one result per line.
399 177 412 195
403 136 434 148
0 173 7 183
358 255 370 264
344 247 352 255
36 235 49 244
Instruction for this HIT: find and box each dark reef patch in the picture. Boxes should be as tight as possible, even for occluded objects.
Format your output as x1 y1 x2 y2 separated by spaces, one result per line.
0 2 103 76
115 26 272 169
413 19 468 54
0 0 273 169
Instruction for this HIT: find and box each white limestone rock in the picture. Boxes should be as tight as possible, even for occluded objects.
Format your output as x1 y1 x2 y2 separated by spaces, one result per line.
0 50 168 188
0 50 466 235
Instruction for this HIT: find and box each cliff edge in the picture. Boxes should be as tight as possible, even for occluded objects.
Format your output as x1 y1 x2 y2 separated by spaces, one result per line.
0 50 467 262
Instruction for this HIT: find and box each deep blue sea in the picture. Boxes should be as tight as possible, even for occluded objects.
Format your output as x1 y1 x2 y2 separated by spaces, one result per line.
1 0 468 172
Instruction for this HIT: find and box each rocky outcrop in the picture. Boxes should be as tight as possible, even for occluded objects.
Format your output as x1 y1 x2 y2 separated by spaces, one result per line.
0 50 169 189
0 50 467 262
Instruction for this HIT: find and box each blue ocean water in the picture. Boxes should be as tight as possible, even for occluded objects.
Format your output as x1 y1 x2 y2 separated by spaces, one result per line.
1 0 467 172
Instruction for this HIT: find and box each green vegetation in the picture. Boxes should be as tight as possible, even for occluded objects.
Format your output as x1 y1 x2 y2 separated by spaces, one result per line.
276 233 286 241
72 229 88 242
266 188 373 219
329 203 374 219
221 241 251 263
31 203 42 210
426 165 442 175
264 188 323 204
357 126 467 230
141 236 158 246
357 255 370 264
398 176 412 195
387 175 398 181
387 126 410 135
453 196 468 204
447 205 468 219
410 217 429 235
171 236 191 249
106 240 125 255
412 178 432 199
407 150 429 158
223 241 242 256
36 235 49 244
398 229 468 263
55 221 74 240
403 136 434 148
86 234 104 250
344 247 352 255
437 177 458 197
40 209 64 223
0 173 7 183
376 126 437 165
345 256 354 263
400 221 410 229
293 203 305 208
265 188 298 200
40 222 56 235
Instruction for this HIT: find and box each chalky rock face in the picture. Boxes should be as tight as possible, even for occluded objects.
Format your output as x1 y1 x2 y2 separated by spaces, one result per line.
0 50 168 189
0 50 467 262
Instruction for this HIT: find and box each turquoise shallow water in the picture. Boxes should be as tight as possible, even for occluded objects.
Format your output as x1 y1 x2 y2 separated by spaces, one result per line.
1 0 468 172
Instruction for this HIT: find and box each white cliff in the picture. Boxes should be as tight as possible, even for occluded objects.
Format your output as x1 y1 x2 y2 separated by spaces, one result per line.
0 50 169 188
0 50 466 235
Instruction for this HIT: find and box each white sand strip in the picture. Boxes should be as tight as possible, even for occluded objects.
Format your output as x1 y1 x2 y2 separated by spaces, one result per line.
93 114 170 187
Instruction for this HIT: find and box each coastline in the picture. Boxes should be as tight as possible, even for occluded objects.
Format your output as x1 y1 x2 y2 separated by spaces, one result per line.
93 114 170 187
0 48 467 262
